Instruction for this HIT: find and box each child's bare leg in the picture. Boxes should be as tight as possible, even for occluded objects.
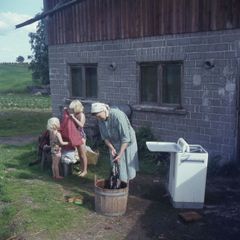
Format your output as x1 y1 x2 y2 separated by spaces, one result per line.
52 155 63 179
55 155 63 179
77 144 87 177
52 155 57 178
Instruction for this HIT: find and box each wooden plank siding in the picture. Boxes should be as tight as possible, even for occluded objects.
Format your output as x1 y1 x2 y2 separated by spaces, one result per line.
45 0 240 45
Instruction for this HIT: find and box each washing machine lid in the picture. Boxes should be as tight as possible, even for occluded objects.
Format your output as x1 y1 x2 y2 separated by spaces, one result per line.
146 141 182 153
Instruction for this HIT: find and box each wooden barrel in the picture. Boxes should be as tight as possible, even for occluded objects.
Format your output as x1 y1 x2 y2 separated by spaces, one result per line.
95 179 128 216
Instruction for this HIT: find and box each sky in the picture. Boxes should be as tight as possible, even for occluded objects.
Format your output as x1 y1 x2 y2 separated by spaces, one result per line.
0 0 43 62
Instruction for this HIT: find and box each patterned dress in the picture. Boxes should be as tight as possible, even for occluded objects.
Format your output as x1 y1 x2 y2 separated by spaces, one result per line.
50 132 61 158
98 108 139 182
76 112 86 140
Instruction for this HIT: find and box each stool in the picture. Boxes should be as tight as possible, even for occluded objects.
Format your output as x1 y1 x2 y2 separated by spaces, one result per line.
62 163 73 177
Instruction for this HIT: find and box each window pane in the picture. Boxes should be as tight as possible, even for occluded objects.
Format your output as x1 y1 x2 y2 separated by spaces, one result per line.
71 67 83 97
140 65 158 102
85 67 97 97
162 63 181 104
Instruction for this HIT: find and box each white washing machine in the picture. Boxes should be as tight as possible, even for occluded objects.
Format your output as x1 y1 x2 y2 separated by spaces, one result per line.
146 138 208 209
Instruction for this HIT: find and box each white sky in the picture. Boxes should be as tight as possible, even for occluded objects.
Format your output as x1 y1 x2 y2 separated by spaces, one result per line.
0 0 43 62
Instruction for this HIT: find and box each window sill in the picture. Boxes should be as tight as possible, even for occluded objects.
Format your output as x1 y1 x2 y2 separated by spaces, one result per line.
132 104 188 115
65 98 97 105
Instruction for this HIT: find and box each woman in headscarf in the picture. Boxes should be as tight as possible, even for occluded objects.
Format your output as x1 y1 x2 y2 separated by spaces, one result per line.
91 102 139 183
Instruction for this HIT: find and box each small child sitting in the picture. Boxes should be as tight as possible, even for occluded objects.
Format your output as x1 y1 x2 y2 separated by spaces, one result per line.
47 117 68 179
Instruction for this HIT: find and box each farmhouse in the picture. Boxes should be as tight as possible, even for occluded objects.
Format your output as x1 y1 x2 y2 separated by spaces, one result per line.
30 0 240 165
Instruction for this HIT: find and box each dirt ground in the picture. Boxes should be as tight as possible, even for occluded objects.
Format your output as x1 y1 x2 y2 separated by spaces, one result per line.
23 172 239 240
2 136 240 240
0 135 37 146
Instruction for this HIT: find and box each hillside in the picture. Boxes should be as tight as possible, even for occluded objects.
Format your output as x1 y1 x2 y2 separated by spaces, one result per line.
0 63 33 93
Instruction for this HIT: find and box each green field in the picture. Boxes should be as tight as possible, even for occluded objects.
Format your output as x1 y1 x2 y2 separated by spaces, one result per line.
0 63 35 93
0 94 51 110
0 64 51 137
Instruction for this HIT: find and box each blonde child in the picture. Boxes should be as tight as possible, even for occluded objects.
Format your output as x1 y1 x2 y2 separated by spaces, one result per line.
47 117 68 179
69 100 88 177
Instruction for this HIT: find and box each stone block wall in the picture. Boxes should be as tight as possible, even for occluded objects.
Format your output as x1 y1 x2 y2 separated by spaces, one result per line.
48 29 240 164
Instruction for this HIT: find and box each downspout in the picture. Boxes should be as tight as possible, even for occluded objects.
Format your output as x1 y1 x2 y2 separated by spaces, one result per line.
43 0 48 45
236 73 240 164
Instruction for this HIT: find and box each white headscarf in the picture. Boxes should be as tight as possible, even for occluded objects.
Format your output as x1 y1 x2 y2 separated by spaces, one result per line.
91 102 110 114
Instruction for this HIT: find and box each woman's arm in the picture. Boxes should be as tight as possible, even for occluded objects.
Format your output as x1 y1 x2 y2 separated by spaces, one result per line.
70 113 85 128
56 132 68 145
104 139 117 157
114 143 128 162
104 139 128 162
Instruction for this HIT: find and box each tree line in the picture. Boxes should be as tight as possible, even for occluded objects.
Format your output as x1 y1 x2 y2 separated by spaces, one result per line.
28 20 49 85
15 20 49 85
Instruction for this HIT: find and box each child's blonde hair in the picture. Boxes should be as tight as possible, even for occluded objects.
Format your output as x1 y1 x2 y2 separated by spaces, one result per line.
69 100 84 114
47 117 60 131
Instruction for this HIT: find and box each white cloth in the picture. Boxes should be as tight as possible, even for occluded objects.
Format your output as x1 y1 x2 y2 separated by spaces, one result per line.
61 150 78 164
91 102 109 113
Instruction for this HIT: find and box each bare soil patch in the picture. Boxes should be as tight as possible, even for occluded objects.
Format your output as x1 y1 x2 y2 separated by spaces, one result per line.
16 173 240 240
2 136 239 240
0 135 37 146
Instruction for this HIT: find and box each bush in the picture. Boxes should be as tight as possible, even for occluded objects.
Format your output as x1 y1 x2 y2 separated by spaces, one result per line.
136 126 157 160
207 155 240 177
136 127 169 174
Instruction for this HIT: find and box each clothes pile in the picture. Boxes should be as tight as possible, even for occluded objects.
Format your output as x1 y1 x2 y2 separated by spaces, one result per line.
108 161 121 189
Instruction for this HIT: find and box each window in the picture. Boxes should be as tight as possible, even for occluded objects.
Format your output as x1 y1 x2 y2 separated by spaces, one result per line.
140 62 182 106
70 64 97 98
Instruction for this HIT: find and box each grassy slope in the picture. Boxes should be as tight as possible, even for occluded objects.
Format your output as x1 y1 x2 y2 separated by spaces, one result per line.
0 64 51 137
0 64 33 93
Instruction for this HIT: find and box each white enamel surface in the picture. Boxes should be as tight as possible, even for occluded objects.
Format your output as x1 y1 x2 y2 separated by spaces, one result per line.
146 141 182 153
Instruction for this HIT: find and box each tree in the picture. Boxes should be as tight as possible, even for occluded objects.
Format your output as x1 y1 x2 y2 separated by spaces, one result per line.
16 55 25 63
29 20 49 85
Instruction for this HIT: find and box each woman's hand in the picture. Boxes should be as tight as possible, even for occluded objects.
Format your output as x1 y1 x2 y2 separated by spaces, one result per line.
113 143 128 163
110 148 117 157
113 154 121 163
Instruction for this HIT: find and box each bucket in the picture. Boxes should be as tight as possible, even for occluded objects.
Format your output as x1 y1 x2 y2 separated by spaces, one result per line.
62 163 72 177
95 177 128 216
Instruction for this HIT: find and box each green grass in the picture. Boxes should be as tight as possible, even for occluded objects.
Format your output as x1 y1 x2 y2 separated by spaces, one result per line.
0 63 112 239
0 144 105 239
0 64 158 239
0 110 51 137
0 64 35 93
0 140 158 239
0 64 51 137
0 105 156 239
0 93 51 137
0 94 51 111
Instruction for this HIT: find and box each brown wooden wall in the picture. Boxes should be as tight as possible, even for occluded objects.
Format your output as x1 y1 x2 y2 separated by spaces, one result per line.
45 0 240 45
